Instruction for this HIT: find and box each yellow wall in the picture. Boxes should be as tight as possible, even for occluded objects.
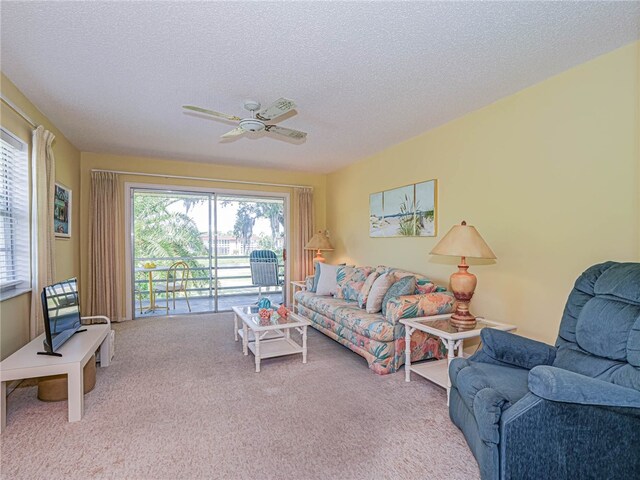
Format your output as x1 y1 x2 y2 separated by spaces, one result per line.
326 42 640 344
79 152 326 318
0 73 82 359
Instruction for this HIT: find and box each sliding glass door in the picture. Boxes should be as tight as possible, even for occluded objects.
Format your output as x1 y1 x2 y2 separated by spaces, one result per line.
131 188 285 318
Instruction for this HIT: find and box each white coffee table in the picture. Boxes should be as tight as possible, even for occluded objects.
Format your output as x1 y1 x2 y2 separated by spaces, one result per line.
401 314 516 404
232 305 311 373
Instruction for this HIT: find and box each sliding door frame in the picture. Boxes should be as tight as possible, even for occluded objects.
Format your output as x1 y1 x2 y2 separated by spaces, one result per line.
123 181 290 320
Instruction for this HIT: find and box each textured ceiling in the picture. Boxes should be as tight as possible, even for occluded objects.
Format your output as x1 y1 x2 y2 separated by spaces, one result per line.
1 1 639 173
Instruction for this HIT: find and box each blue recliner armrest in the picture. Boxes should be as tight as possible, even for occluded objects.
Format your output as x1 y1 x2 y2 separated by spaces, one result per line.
529 365 640 408
474 329 557 370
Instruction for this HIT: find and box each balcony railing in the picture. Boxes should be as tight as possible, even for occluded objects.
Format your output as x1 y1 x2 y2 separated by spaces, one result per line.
133 254 284 301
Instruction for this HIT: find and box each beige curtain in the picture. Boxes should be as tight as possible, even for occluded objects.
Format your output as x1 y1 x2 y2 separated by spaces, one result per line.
293 187 315 281
88 171 124 321
29 126 56 339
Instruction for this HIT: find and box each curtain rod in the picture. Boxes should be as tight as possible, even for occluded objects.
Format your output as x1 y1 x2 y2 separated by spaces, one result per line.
91 169 313 189
1 94 37 128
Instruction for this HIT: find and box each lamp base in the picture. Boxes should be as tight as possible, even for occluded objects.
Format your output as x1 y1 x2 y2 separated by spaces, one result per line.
449 258 478 330
450 304 477 330
314 250 326 263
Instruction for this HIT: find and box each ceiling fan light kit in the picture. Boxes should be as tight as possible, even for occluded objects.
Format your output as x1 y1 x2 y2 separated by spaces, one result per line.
183 97 307 141
239 119 265 132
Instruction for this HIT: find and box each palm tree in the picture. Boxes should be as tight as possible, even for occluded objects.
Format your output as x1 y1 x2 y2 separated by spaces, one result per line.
134 195 208 261
134 195 210 296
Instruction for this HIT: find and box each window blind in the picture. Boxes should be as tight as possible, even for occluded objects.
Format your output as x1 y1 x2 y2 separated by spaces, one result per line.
0 129 29 291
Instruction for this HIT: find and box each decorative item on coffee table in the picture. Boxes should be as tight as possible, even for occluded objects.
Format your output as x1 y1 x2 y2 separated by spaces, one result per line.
430 220 496 330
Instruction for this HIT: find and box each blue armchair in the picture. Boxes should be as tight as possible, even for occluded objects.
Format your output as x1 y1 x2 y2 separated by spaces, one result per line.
449 261 640 480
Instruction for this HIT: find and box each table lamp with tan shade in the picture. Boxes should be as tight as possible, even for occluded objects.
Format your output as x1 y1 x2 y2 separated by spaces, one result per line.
430 221 496 330
305 230 334 263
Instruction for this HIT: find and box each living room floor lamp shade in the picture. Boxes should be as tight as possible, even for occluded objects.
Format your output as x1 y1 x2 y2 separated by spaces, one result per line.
430 221 496 330
305 231 334 263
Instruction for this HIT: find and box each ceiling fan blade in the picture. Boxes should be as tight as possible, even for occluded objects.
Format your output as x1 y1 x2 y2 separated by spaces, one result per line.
221 127 246 139
256 98 297 121
266 125 307 140
183 105 241 122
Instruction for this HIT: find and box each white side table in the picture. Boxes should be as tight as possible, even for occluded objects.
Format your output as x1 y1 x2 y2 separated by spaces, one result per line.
0 323 111 432
290 280 307 313
401 314 516 404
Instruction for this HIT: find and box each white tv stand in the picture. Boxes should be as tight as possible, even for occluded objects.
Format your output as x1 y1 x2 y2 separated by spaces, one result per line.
0 318 112 433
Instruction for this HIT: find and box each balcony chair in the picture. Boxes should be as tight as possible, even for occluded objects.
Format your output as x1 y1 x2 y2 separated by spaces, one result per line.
154 261 191 313
449 261 640 480
134 286 144 314
249 250 283 303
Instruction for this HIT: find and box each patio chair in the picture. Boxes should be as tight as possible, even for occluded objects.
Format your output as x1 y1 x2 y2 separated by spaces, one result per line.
134 286 144 314
249 250 283 302
154 261 191 312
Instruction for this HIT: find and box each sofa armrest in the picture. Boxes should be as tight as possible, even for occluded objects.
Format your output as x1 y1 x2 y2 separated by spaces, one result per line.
475 329 556 370
385 292 455 324
528 365 640 408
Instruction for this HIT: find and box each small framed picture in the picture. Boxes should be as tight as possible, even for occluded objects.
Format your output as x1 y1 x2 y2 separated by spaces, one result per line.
54 183 71 238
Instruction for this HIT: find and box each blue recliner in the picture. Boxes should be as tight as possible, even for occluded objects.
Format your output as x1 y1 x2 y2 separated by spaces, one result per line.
449 261 640 480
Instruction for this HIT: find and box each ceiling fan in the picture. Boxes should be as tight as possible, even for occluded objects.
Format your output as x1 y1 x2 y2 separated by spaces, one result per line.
183 98 307 141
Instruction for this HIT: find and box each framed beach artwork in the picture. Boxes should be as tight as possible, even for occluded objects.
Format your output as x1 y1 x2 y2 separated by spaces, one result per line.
369 179 437 237
54 183 71 238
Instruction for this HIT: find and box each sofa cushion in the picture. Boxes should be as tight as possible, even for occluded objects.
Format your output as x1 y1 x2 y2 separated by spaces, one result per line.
385 292 455 324
575 297 640 364
594 262 640 305
295 291 394 342
553 340 640 390
415 278 437 295
315 263 339 296
389 268 428 283
309 263 321 293
357 271 379 309
337 266 375 301
381 275 416 316
557 262 615 344
365 272 394 313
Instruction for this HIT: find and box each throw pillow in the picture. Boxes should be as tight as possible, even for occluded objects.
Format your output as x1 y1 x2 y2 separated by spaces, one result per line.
357 271 380 309
381 276 417 316
315 263 339 296
340 266 375 301
334 265 353 299
365 273 395 313
310 263 321 293
416 278 437 295
312 262 346 292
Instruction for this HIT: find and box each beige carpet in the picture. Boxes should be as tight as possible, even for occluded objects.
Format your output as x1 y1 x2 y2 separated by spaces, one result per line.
0 314 479 480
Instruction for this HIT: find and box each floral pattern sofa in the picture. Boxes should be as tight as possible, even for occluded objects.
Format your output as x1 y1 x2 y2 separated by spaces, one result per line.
295 267 455 375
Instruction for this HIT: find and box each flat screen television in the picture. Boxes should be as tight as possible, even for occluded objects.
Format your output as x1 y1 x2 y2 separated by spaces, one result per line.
41 277 83 354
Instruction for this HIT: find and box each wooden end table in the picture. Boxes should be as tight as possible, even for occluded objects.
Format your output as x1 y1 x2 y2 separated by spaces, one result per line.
400 314 516 404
